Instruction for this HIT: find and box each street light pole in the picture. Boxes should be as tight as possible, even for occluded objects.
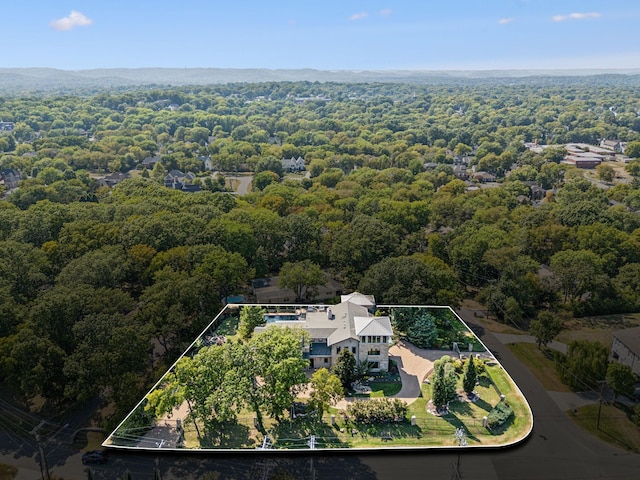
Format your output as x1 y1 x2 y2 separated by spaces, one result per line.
30 421 51 480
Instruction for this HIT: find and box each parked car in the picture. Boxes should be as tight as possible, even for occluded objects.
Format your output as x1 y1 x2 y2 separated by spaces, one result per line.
82 450 109 465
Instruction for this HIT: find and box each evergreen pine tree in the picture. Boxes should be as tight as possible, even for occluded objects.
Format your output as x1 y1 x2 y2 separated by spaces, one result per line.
463 357 477 395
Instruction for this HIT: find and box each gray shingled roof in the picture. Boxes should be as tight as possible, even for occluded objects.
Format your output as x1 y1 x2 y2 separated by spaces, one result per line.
613 326 640 358
305 301 370 346
354 316 393 337
340 292 375 307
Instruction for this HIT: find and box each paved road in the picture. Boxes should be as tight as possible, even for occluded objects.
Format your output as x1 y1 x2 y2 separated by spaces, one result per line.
225 174 253 195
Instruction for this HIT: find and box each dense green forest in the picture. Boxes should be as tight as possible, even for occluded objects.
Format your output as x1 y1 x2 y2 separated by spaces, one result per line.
2 80 640 427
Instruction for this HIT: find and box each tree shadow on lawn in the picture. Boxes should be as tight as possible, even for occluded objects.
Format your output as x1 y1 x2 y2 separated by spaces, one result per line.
473 397 493 412
272 417 349 448
477 375 492 388
441 411 480 442
199 420 254 449
347 421 423 441
448 400 473 416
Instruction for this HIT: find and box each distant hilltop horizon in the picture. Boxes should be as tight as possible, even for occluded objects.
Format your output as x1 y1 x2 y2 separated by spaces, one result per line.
1 67 640 94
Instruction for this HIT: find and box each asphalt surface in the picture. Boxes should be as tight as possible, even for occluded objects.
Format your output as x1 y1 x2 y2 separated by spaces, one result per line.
3 308 640 479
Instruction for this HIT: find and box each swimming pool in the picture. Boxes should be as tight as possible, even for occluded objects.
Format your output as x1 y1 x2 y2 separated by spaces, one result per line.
264 313 301 322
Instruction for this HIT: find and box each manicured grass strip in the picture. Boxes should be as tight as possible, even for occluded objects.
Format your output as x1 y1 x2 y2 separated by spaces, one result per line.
368 382 402 397
506 343 571 392
483 364 533 443
570 403 640 454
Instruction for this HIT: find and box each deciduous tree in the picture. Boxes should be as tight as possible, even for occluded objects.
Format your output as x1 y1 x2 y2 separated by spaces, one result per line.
529 311 563 349
237 305 266 340
309 368 343 418
605 363 635 401
278 260 326 302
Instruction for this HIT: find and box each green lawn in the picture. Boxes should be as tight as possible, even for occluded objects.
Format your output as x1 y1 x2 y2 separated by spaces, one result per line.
178 362 532 449
570 403 640 453
506 343 571 392
356 382 402 398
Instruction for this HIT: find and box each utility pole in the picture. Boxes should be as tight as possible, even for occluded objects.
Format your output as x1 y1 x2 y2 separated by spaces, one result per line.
596 380 606 430
451 427 467 480
30 421 51 480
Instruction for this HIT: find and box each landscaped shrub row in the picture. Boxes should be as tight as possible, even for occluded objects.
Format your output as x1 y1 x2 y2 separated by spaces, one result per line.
347 398 408 424
486 399 513 429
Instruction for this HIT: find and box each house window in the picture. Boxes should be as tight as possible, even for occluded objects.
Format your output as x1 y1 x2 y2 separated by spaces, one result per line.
336 347 341 353
612 352 619 360
324 358 328 363
368 348 381 356
352 347 356 354
369 362 379 369
382 336 387 343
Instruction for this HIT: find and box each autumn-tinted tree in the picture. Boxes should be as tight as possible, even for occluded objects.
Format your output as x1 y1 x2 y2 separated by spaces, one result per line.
309 368 344 418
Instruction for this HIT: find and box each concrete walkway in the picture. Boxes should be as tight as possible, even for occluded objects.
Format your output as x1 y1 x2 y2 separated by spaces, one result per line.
547 391 601 412
331 342 456 410
388 341 457 405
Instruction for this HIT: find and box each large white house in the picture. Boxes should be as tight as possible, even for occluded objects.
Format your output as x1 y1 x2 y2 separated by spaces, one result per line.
254 294 393 371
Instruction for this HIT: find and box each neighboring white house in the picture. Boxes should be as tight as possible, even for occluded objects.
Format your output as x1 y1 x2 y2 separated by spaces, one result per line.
600 139 626 154
282 156 305 172
610 325 640 376
254 294 393 371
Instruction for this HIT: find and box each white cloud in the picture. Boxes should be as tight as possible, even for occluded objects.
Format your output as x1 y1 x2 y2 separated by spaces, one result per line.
50 10 93 31
552 12 601 22
350 12 368 21
379 9 392 17
498 18 514 25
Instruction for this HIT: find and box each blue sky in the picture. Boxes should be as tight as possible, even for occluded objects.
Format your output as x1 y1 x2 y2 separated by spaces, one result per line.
2 0 639 71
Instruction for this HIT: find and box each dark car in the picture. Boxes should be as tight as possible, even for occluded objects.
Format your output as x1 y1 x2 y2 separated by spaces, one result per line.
82 450 109 465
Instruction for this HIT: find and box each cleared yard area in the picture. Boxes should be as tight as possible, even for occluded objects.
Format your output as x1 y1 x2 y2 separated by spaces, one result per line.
570 403 640 454
506 343 571 392
557 314 640 347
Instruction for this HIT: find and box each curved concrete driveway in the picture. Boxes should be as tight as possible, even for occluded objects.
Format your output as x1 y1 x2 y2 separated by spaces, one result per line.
389 340 457 405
